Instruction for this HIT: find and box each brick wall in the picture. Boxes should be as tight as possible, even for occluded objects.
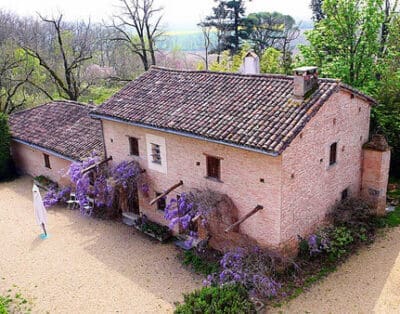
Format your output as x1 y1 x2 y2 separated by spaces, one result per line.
361 148 391 215
280 90 371 244
11 141 72 186
102 119 283 247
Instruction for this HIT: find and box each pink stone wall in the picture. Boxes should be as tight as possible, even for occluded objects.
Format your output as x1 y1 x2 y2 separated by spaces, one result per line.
11 141 72 186
361 148 391 215
102 119 283 247
280 91 371 244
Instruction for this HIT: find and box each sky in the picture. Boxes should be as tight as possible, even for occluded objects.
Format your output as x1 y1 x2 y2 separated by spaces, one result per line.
0 0 313 30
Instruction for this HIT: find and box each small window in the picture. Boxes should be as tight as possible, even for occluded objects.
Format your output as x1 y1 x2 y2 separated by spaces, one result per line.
129 137 139 156
151 143 162 164
329 142 337 166
206 155 221 180
341 188 349 200
156 192 166 211
43 153 51 169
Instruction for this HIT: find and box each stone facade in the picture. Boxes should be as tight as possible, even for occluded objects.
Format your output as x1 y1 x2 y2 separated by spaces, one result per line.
102 119 283 248
280 90 371 247
100 88 382 252
11 141 72 186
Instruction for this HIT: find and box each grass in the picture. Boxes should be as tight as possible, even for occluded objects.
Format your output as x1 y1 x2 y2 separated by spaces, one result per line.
0 287 32 314
377 182 400 227
0 295 10 314
379 206 400 227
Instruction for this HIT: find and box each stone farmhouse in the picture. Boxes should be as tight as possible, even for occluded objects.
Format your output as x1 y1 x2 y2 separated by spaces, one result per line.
9 57 390 252
9 101 104 186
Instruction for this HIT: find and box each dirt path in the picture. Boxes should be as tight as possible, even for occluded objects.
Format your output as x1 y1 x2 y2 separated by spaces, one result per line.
270 227 400 313
0 176 202 313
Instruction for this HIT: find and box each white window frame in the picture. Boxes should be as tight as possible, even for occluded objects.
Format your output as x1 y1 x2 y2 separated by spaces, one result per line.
146 134 167 173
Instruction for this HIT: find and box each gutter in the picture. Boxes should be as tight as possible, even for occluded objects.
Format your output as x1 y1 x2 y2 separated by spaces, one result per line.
90 113 279 157
12 138 78 162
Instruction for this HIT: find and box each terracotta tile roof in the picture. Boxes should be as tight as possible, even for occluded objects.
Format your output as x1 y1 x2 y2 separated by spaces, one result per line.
9 101 104 161
93 67 375 155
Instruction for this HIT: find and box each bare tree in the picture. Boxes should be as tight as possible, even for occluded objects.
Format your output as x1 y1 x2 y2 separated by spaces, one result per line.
22 14 94 101
109 0 163 71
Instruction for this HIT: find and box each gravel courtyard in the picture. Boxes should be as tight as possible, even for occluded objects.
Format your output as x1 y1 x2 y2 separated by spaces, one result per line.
0 176 201 313
2 176 400 313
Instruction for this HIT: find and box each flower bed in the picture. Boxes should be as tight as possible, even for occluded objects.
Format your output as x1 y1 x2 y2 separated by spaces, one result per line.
176 197 399 312
133 216 171 242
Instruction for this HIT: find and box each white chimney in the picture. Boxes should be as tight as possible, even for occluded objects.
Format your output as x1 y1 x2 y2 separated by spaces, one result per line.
240 51 260 75
293 66 319 99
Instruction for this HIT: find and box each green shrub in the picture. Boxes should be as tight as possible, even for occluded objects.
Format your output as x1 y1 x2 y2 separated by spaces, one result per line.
175 285 255 314
182 249 220 275
326 226 354 260
0 113 13 181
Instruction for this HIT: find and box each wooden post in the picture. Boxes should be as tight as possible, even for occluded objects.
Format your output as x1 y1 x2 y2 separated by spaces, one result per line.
81 156 113 174
224 205 263 233
149 180 183 205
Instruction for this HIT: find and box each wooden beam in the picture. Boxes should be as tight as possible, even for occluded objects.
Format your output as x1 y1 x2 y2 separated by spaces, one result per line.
149 180 183 205
81 156 113 174
224 205 263 233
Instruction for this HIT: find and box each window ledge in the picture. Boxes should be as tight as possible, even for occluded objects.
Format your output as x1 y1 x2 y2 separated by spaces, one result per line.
204 176 223 183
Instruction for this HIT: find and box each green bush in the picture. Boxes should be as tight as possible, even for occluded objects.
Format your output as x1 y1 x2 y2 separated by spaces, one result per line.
326 226 354 260
0 113 14 181
175 285 255 314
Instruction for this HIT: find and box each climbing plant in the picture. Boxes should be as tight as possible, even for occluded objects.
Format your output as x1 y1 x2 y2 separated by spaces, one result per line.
164 189 232 245
44 152 148 217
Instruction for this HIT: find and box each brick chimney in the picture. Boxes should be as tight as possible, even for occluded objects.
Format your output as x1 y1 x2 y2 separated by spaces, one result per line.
240 51 260 75
293 66 319 99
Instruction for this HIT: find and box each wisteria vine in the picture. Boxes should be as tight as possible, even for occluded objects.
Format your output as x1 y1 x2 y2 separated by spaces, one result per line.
43 152 147 216
204 247 282 300
164 189 226 246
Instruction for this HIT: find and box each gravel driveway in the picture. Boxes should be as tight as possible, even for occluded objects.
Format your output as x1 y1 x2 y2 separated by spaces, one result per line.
0 176 201 314
269 225 400 313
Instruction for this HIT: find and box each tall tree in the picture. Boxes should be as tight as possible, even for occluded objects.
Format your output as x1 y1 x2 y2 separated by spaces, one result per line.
226 0 249 53
0 41 33 113
200 2 231 60
299 0 383 89
203 0 250 55
310 0 325 22
109 0 163 71
242 12 299 57
22 15 94 101
373 14 400 176
379 0 399 58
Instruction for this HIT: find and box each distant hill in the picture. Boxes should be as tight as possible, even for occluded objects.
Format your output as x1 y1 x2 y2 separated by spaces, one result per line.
158 24 312 52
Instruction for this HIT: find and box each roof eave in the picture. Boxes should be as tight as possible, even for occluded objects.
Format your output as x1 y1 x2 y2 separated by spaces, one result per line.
90 113 280 157
339 84 377 105
12 138 79 162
